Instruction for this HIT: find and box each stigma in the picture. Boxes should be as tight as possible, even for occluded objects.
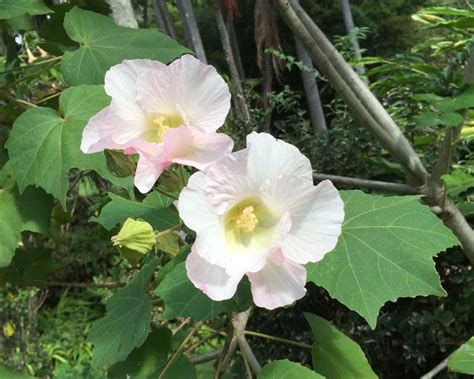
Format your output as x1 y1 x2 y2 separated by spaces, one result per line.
234 206 259 233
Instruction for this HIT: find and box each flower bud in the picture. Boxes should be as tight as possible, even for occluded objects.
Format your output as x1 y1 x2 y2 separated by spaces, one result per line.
104 149 136 178
111 218 156 258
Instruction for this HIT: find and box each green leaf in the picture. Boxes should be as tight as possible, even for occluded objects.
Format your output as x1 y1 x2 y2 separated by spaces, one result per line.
448 337 474 375
155 262 252 320
0 365 35 379
438 112 464 127
61 7 190 85
165 355 196 379
412 93 444 103
304 313 377 379
413 111 440 128
307 191 457 328
6 85 132 207
89 258 159 368
257 360 324 379
108 328 172 378
438 87 474 112
0 185 53 267
442 170 474 197
0 248 56 286
0 0 51 20
422 7 474 17
91 192 178 231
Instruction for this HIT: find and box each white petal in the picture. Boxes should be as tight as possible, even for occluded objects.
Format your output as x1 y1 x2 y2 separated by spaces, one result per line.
247 249 307 310
131 141 169 193
204 149 253 215
105 59 166 104
246 132 313 184
178 171 221 233
81 105 124 153
261 178 344 264
186 248 243 301
136 55 231 132
163 127 234 169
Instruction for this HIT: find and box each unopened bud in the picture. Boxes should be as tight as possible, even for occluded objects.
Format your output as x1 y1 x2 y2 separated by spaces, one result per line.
104 149 136 178
111 218 156 255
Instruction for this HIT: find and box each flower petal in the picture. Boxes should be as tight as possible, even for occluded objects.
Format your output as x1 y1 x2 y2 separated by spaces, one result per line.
186 249 243 301
204 149 252 215
105 59 166 104
81 105 124 153
261 177 344 264
136 55 231 132
247 249 307 310
163 127 233 170
246 132 313 184
130 140 170 193
205 132 314 215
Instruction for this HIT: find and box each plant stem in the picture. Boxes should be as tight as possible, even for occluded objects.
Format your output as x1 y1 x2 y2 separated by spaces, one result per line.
159 321 203 379
0 56 62 75
313 173 418 195
244 330 312 350
178 165 186 187
33 280 124 289
154 186 178 201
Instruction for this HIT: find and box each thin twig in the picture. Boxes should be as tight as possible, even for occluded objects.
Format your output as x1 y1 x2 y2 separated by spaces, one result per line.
189 347 224 365
238 336 262 375
178 165 186 187
420 357 448 379
14 99 37 108
154 186 179 201
0 56 62 75
244 330 312 350
313 173 418 195
173 317 191 336
185 329 227 355
32 280 124 289
238 339 253 379
7 61 60 89
159 321 203 379
36 91 62 105
156 222 183 239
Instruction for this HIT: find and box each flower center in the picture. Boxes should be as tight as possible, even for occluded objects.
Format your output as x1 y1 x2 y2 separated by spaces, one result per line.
224 197 278 250
142 113 184 143
234 206 259 233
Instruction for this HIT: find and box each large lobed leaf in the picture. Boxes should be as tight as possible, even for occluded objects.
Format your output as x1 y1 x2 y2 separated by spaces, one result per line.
89 258 158 368
305 313 377 378
0 0 51 20
61 7 190 85
0 180 53 268
91 192 178 231
6 85 132 207
258 360 324 379
307 190 458 328
155 262 252 320
448 337 474 375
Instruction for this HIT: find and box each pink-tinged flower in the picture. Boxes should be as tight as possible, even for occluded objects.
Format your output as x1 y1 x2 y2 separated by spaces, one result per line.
178 133 344 310
81 55 233 193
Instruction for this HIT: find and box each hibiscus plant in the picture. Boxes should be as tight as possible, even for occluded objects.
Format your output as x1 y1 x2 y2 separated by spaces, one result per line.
0 2 473 379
